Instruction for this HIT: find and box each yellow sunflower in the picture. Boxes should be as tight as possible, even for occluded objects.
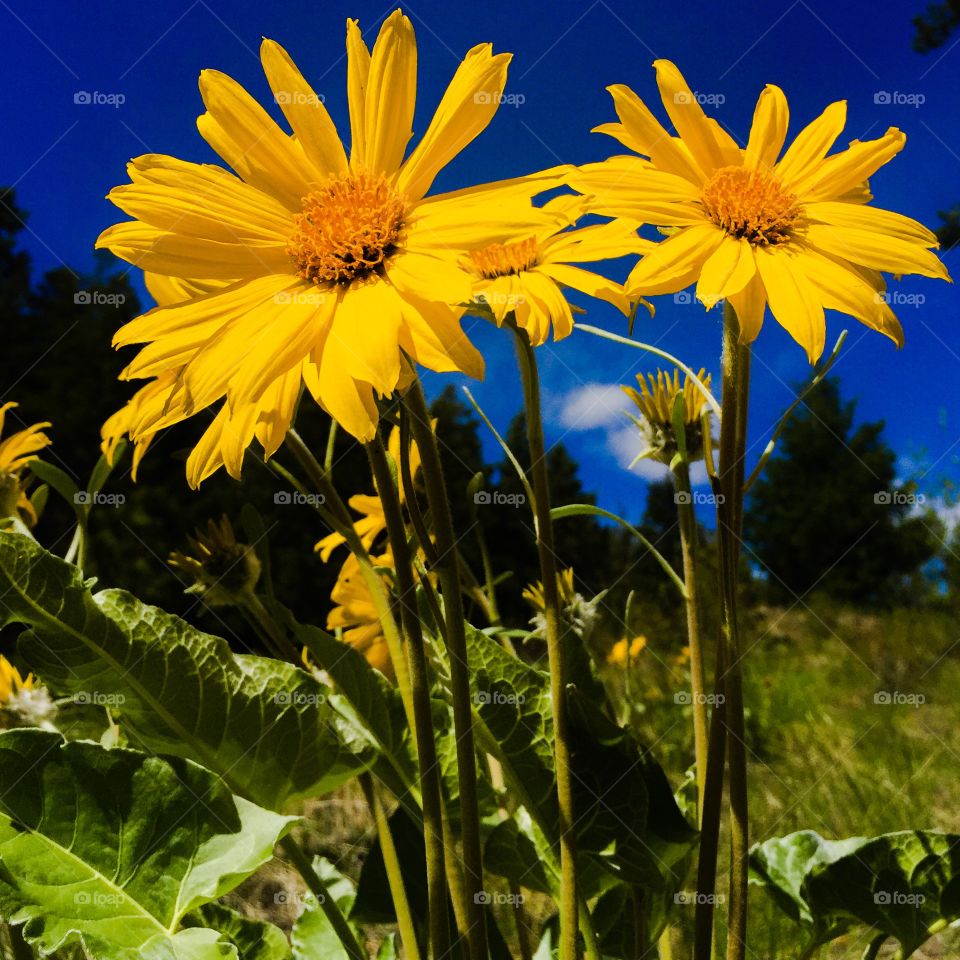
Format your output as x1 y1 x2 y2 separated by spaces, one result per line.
465 195 651 344
0 655 35 706
98 10 567 479
622 367 712 464
315 421 424 561
0 403 52 527
327 550 396 678
607 635 647 667
574 60 950 360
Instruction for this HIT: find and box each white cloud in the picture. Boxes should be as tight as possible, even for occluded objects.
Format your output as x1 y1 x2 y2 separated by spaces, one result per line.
557 383 629 430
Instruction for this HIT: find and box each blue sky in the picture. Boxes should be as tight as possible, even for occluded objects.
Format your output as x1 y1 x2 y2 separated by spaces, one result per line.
1 0 958 523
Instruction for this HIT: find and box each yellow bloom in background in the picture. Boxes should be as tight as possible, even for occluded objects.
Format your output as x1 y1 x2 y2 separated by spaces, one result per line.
466 195 650 345
0 402 52 527
315 421 427 560
168 515 261 607
575 60 951 361
327 550 395 678
98 9 568 480
522 566 577 613
0 655 35 705
607 635 647 666
622 367 712 464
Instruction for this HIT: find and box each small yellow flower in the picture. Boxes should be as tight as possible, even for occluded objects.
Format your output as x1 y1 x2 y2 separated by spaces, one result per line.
169 515 261 607
315 422 425 561
622 367 712 464
575 60 951 361
607 635 648 666
327 550 396 678
522 567 577 613
673 645 692 668
0 655 35 706
465 195 650 345
0 402 51 527
97 9 569 483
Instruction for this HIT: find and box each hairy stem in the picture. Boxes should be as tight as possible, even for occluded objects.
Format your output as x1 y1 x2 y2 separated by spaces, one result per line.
366 437 452 960
402 378 488 960
512 327 579 960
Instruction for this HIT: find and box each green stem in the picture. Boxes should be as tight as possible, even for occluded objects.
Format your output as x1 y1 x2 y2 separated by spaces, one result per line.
281 430 416 731
242 592 301 664
403 377 488 960
673 461 708 818
360 773 424 960
5 923 34 960
511 327 579 960
718 302 751 960
366 438 453 960
861 935 886 960
279 837 365 960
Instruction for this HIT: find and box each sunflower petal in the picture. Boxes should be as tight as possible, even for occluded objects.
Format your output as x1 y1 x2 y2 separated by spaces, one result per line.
745 85 789 171
696 236 756 309
626 222 724 297
654 59 726 175
754 247 826 362
775 100 847 187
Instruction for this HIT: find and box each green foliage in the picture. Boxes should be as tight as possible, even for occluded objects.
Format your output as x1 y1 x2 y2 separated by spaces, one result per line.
913 0 960 52
744 378 939 605
183 905 291 960
0 728 294 960
0 531 370 810
291 861 357 960
750 829 960 957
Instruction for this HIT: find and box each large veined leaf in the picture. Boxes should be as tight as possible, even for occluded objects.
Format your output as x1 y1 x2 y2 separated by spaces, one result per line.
291 859 357 960
467 625 697 902
750 830 960 956
0 531 370 810
184 904 291 960
0 729 296 960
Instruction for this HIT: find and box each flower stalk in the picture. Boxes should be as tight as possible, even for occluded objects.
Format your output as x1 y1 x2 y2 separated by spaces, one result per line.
402 376 488 960
366 435 452 960
511 325 579 960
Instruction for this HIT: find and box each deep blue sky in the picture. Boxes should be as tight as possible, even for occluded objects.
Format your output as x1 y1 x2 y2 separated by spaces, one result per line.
2 0 958 524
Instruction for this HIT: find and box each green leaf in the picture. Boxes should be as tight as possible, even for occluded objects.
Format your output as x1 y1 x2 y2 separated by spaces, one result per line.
291 860 356 960
750 830 960 956
0 728 295 960
0 531 370 810
183 905 291 960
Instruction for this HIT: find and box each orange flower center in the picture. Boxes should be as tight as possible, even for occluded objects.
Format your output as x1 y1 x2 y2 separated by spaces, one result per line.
288 172 405 284
469 237 540 279
700 166 800 246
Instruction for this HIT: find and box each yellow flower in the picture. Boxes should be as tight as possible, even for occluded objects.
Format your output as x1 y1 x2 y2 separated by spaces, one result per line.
465 195 649 344
97 10 567 482
575 60 951 361
522 567 577 613
622 367 712 464
327 550 395 678
315 421 426 561
0 402 52 527
607 635 647 666
168 515 261 606
0 655 35 705
673 645 692 668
